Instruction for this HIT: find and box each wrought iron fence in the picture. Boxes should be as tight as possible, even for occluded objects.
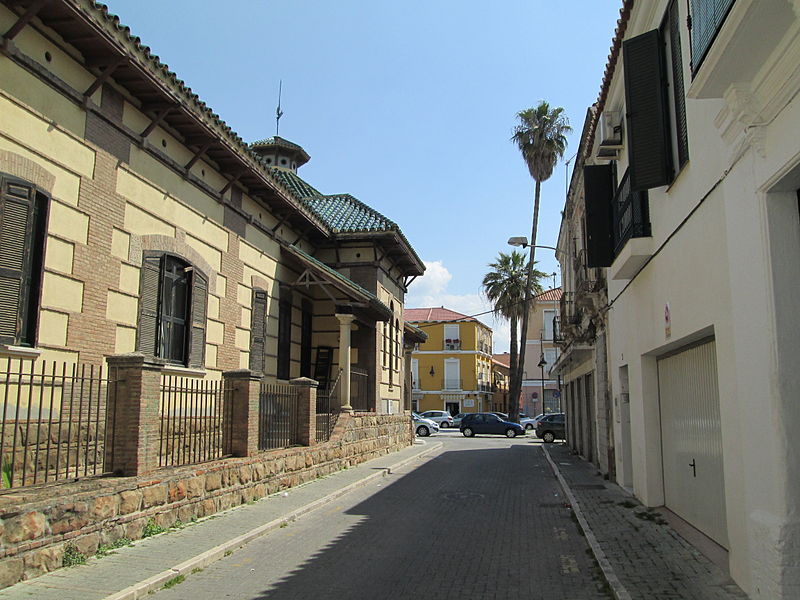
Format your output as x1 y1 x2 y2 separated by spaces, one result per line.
316 370 341 443
350 367 372 411
259 382 300 451
0 359 113 490
159 375 232 467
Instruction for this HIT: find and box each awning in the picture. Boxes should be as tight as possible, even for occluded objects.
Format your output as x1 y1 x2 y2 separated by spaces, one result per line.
282 244 392 321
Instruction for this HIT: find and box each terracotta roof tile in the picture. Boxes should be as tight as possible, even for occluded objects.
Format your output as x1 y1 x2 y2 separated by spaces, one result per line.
492 353 511 368
535 287 562 302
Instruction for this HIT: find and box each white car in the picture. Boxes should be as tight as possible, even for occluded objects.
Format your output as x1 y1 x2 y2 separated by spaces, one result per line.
520 413 546 431
412 413 439 437
419 410 455 428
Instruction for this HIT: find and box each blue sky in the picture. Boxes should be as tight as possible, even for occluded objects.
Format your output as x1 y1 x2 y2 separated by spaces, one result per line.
111 1 621 351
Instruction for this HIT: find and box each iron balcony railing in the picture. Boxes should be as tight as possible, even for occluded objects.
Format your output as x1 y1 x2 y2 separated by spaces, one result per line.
442 378 462 391
444 340 461 351
613 169 651 256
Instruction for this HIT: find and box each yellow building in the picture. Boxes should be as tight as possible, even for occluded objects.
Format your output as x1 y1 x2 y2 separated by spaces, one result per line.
405 308 493 415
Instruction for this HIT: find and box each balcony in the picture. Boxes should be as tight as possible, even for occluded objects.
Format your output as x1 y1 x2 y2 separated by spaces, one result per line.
560 292 581 326
442 378 462 391
444 339 461 351
610 169 652 280
552 315 563 342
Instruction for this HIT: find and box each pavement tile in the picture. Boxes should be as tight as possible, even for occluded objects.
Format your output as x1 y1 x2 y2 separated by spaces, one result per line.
543 443 748 600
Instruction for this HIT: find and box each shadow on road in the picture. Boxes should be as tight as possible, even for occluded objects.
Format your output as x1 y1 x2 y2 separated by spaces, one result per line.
249 443 611 600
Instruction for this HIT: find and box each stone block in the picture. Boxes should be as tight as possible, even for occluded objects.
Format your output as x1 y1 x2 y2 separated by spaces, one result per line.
177 504 196 524
141 485 167 508
119 490 142 514
205 472 222 491
201 498 216 517
4 511 47 544
73 532 100 557
92 496 118 521
186 476 205 498
0 558 23 589
23 546 61 579
123 518 146 540
168 481 187 503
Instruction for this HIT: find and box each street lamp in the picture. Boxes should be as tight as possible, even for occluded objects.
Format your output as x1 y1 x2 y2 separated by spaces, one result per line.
537 352 547 413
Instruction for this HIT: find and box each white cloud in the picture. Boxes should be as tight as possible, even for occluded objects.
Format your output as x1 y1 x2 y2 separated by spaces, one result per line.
405 260 512 353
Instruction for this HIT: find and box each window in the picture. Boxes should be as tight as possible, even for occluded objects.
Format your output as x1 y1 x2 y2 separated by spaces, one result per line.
138 253 207 366
300 300 312 378
0 175 47 347
623 1 689 191
394 318 400 371
444 323 460 350
543 310 556 340
689 0 735 74
249 288 267 374
277 289 292 379
411 359 419 389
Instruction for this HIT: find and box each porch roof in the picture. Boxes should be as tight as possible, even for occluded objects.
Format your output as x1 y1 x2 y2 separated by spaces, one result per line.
282 245 392 321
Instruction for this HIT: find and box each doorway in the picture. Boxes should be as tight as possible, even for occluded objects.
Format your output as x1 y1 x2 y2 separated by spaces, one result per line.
445 402 460 416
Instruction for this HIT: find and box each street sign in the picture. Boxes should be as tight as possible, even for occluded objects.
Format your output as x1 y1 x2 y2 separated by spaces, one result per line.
552 390 561 399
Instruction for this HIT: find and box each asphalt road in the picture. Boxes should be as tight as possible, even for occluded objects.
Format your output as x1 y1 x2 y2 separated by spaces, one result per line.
155 430 611 599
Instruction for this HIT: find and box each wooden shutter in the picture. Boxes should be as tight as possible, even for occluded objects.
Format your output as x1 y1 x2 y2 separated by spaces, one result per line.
623 29 672 191
137 254 162 355
584 165 615 267
249 288 267 374
188 269 208 368
0 178 36 345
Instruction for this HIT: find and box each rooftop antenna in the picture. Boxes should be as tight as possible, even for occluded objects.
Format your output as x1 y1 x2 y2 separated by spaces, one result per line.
276 80 284 136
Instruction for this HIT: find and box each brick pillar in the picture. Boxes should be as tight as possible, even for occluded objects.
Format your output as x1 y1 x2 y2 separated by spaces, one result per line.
290 377 318 446
223 369 262 457
105 353 164 476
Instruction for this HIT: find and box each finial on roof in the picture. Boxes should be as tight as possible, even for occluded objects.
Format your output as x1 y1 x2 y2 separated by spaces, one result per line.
276 80 283 136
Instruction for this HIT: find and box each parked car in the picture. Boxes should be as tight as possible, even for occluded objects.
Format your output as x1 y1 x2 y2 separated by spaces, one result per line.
490 412 509 421
535 413 566 443
460 413 524 438
412 413 439 437
452 413 468 427
520 413 546 431
420 410 455 428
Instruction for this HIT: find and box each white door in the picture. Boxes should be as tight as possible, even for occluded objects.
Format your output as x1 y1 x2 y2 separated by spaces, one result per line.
658 339 728 547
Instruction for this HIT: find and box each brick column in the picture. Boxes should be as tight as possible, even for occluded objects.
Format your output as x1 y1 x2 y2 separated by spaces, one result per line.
290 377 318 446
223 369 262 457
105 353 164 476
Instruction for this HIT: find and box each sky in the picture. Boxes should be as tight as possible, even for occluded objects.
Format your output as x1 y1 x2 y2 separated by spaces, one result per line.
110 1 622 352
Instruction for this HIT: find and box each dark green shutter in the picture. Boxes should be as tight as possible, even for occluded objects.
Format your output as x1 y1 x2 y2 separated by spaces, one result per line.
0 178 35 345
137 254 162 355
188 270 208 368
584 165 615 267
624 29 672 191
249 288 267 375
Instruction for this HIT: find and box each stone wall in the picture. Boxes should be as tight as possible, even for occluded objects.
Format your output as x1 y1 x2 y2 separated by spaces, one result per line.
0 412 412 588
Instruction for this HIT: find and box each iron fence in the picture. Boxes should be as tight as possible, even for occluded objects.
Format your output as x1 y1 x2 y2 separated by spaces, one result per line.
259 382 300 451
159 375 232 467
0 359 113 490
350 367 372 412
316 370 341 443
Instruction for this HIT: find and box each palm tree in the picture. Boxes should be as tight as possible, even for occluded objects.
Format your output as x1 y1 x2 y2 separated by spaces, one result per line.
509 101 571 417
482 251 545 418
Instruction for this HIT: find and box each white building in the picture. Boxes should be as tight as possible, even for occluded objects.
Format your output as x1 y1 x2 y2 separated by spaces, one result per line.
568 1 800 597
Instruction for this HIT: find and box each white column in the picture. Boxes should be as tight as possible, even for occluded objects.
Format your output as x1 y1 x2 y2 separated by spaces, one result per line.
336 313 355 413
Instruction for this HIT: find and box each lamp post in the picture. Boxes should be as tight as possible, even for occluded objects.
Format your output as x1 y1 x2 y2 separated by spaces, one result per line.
538 348 547 414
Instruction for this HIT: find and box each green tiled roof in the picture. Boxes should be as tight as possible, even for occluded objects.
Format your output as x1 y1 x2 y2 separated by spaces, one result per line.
268 168 321 200
303 194 398 234
250 136 310 164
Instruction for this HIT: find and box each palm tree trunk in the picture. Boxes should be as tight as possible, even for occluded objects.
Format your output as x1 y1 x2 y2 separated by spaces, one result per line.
508 315 518 416
511 179 541 420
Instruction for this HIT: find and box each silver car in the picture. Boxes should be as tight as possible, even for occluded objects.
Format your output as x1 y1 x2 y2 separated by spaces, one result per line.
412 413 439 437
419 410 455 428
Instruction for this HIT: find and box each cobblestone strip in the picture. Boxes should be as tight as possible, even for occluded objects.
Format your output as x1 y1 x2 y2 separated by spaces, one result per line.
542 444 748 600
543 445 632 600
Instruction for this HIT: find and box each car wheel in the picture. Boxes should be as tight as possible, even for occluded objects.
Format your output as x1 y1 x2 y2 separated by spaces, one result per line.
440 422 449 428
417 425 430 437
462 427 474 438
505 428 516 438
543 431 555 443
525 423 533 430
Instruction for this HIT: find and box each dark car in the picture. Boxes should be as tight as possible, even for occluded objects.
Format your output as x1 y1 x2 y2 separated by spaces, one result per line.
535 413 566 443
460 413 524 438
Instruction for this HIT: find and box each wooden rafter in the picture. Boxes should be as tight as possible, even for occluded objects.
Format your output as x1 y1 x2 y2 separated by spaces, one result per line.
184 140 212 170
140 106 174 139
3 0 49 42
83 55 126 98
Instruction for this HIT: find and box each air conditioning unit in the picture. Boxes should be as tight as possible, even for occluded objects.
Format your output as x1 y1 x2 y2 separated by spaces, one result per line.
598 110 623 148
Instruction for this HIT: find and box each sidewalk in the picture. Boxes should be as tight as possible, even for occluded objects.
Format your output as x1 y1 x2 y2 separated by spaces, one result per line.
543 443 748 600
0 440 442 600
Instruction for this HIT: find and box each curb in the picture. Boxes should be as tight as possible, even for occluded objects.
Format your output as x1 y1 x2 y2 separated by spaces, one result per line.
105 441 443 600
541 444 632 600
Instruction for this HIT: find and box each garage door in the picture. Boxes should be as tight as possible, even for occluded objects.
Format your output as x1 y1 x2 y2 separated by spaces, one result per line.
658 339 728 548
